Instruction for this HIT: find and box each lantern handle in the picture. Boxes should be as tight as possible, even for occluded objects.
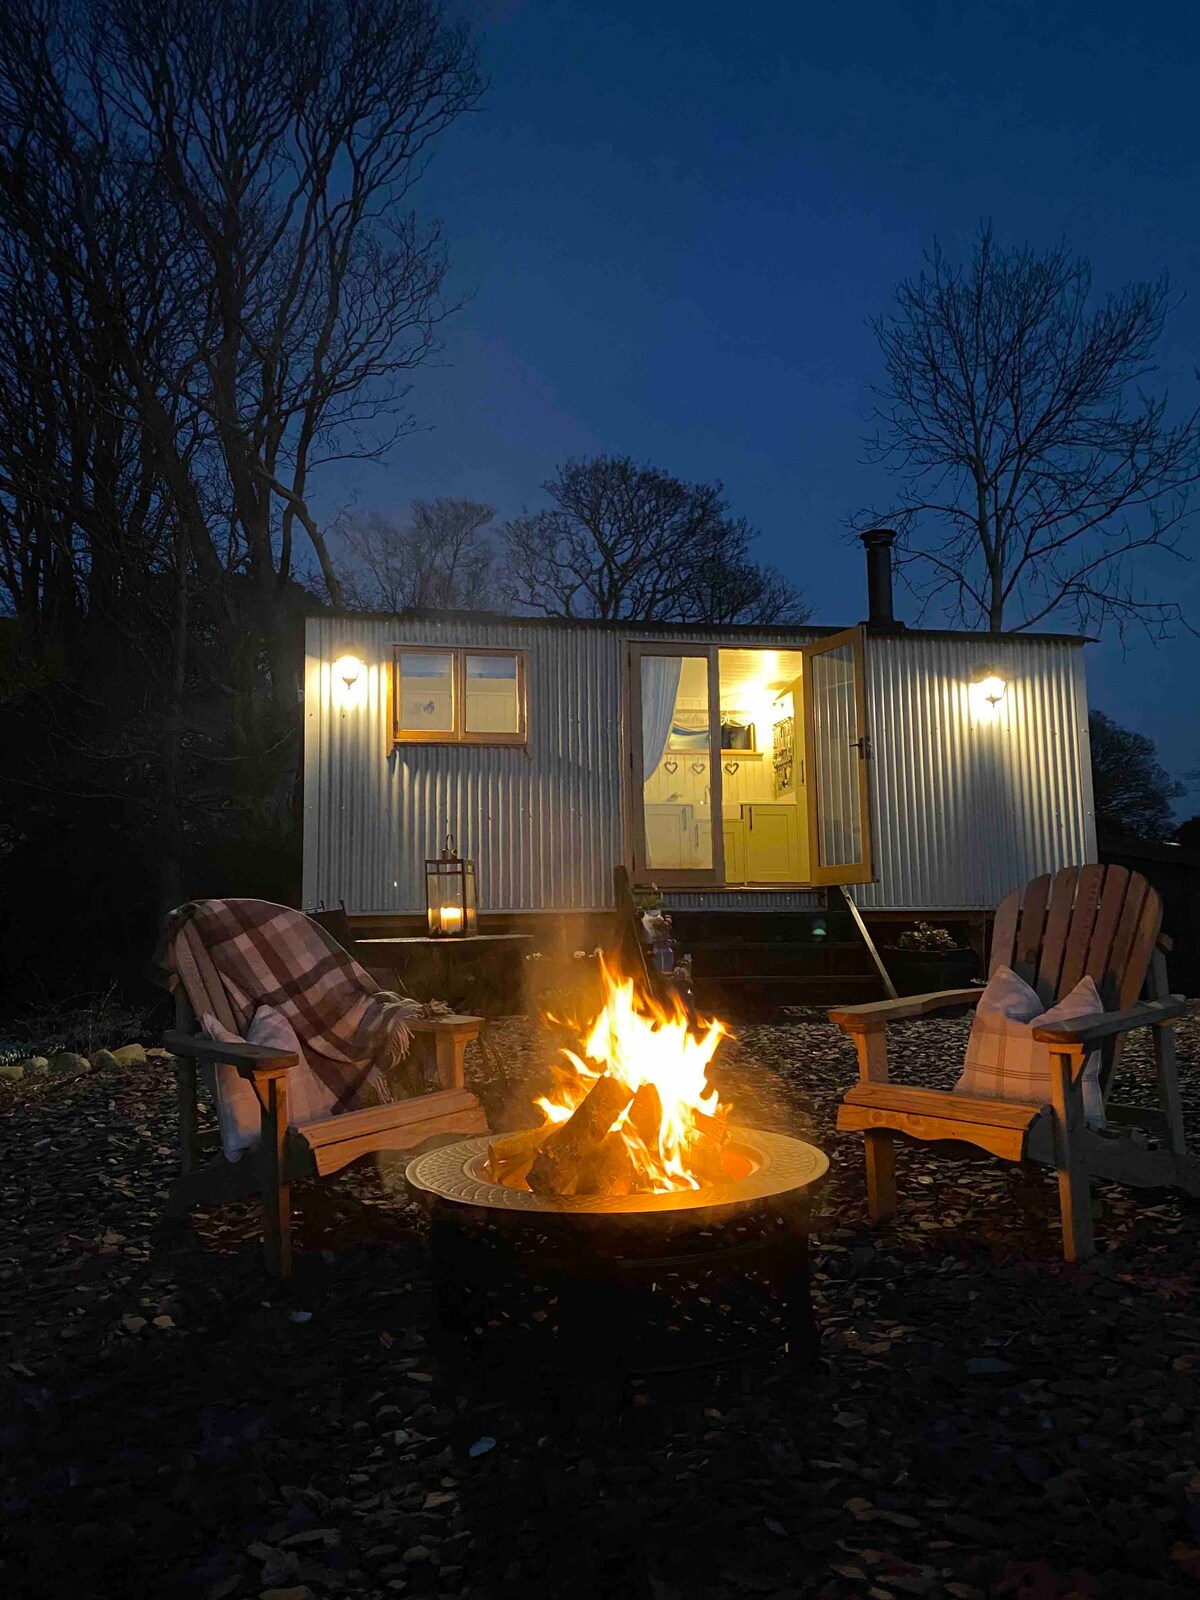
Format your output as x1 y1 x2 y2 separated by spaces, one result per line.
443 832 457 858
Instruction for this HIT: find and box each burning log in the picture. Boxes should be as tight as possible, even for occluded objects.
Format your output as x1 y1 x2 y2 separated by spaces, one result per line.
486 1126 549 1182
527 1073 633 1197
628 1081 663 1151
576 1130 638 1196
688 1106 731 1186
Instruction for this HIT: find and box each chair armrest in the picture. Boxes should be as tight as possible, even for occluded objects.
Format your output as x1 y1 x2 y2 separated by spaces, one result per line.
162 1029 300 1077
829 988 983 1032
408 1012 484 1035
1032 996 1186 1048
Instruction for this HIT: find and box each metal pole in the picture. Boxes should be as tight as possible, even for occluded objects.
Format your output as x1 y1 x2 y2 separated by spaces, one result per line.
839 884 898 1000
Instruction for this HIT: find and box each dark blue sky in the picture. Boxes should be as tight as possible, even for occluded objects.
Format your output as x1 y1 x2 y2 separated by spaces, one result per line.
320 0 1200 806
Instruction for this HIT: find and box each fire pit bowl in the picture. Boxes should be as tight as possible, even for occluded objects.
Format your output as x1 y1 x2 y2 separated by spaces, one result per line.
407 1125 826 1216
406 1127 828 1376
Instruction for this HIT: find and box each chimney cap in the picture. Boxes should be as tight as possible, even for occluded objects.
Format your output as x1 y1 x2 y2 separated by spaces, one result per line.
860 527 897 548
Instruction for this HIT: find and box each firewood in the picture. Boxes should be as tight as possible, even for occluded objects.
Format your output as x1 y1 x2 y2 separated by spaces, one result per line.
693 1105 729 1145
689 1134 731 1186
527 1074 633 1197
576 1131 638 1196
628 1082 663 1151
486 1126 550 1182
689 1105 731 1186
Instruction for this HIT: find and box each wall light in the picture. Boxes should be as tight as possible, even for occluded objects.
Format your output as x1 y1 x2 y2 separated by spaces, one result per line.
969 668 1008 720
977 673 1007 705
334 654 364 690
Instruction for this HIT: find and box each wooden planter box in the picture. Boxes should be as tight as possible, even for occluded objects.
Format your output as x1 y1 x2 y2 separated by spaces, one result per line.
883 945 979 997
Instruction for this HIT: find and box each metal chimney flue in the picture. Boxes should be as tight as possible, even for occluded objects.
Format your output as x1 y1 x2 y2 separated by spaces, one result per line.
861 528 897 627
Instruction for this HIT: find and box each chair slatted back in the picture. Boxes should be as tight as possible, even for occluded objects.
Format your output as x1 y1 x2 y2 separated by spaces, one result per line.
989 864 1162 1012
172 921 240 1034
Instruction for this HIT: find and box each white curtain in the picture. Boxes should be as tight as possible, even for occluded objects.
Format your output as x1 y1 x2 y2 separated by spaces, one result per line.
641 656 682 778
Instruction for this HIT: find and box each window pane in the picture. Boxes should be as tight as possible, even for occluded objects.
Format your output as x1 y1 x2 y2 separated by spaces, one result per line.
398 651 454 734
641 654 713 871
465 652 521 734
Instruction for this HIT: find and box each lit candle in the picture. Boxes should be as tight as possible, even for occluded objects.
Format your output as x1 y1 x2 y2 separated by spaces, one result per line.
439 904 464 935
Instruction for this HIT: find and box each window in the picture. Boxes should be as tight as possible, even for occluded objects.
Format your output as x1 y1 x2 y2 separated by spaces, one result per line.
393 646 527 745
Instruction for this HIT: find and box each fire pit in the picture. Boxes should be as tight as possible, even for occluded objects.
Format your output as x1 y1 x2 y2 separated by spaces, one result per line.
407 1124 826 1218
406 1127 827 1375
405 961 828 1375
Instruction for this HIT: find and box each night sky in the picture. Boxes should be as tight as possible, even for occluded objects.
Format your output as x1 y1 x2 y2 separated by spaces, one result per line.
319 0 1200 808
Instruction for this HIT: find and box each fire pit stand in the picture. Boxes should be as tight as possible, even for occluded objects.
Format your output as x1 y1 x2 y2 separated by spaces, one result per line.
406 1128 828 1377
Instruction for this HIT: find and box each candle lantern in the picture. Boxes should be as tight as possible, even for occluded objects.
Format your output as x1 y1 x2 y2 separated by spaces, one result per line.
425 834 477 937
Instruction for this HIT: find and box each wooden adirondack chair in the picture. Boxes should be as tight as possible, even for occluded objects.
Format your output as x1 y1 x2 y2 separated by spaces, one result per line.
163 914 488 1276
832 864 1195 1261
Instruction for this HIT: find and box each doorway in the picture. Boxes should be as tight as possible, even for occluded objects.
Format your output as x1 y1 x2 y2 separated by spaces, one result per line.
628 631 873 889
715 647 806 885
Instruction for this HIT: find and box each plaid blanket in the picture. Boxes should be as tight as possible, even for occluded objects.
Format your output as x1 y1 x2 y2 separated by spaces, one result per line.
166 899 423 1111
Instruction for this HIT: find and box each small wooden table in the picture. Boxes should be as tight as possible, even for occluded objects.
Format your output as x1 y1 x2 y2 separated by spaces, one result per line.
359 934 533 950
357 933 534 1018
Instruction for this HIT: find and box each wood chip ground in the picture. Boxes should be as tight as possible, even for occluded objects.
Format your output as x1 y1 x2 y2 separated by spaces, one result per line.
1 1008 1198 1599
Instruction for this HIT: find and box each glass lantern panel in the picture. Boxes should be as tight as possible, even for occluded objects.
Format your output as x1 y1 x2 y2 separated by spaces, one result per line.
427 864 465 934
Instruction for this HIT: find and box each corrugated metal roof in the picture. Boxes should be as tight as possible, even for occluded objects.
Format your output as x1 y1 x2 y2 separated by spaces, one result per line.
307 608 1094 645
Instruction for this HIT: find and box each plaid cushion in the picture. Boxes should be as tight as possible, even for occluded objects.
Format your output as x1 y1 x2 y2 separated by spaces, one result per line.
955 965 1105 1126
956 966 1044 1101
1034 978 1105 1127
169 899 422 1112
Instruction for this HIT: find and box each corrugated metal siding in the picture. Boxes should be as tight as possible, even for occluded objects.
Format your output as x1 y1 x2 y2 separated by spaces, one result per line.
305 617 1095 917
663 890 822 911
856 633 1096 910
304 616 624 913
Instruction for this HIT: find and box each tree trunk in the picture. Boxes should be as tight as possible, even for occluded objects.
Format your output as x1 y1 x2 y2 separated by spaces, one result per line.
156 527 189 921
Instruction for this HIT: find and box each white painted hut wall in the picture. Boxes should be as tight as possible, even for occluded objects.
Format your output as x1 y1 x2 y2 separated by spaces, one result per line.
856 633 1096 910
305 618 1096 916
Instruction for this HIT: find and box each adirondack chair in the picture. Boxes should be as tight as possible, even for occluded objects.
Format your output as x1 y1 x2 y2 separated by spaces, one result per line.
832 864 1195 1261
163 912 489 1276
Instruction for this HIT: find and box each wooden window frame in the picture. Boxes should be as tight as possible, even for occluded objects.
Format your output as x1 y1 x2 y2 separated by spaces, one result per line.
392 645 528 747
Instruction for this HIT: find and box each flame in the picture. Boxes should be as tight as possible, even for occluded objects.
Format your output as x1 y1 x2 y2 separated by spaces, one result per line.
534 956 729 1191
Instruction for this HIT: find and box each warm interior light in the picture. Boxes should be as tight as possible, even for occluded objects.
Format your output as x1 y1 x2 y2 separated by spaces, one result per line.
334 654 364 689
438 904 464 935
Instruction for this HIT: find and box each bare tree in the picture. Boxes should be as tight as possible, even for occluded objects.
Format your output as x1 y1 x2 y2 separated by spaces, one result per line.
859 225 1200 633
0 0 481 950
337 498 496 611
0 0 482 678
501 456 809 624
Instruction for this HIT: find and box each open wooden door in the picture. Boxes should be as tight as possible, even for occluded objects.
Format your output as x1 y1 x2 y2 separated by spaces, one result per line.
801 626 873 886
629 643 724 887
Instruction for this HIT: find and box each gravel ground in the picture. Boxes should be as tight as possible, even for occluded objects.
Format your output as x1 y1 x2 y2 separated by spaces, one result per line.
1 1007 1198 1600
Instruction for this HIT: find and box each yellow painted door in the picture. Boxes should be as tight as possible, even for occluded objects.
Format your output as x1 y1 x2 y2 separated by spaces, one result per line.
644 805 685 869
745 805 799 883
